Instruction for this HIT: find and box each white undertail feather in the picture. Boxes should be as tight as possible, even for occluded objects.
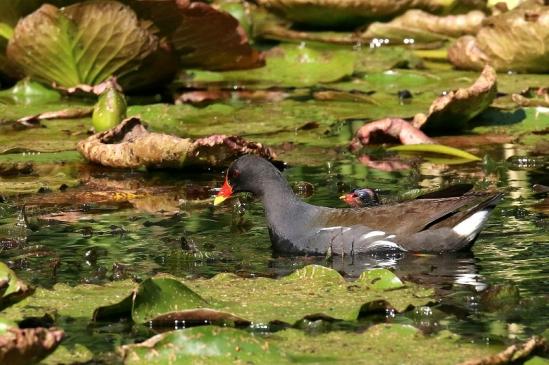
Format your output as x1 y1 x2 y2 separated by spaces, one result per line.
452 210 490 242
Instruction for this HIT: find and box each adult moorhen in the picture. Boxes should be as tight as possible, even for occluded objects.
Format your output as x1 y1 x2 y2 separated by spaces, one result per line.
214 155 503 255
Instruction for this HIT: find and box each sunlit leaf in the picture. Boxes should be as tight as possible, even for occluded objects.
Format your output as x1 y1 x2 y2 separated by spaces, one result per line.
132 276 207 323
7 2 158 87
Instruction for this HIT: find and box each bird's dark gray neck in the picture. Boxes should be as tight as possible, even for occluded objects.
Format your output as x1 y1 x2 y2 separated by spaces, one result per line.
257 180 325 253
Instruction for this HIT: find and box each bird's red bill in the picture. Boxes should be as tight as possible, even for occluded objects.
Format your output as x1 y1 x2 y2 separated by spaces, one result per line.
214 178 233 206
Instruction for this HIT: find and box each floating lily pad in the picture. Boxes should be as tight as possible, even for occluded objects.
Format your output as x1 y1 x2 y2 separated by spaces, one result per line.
95 265 434 326
122 326 288 365
121 324 506 365
182 43 356 88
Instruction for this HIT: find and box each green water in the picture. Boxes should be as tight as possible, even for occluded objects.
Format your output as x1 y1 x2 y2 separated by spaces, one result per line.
0 142 547 349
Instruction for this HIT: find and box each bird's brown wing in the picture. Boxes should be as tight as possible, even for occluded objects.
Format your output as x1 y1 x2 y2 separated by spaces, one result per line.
321 193 500 234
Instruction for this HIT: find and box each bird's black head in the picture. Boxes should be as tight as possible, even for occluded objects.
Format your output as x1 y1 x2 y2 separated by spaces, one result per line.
214 155 286 205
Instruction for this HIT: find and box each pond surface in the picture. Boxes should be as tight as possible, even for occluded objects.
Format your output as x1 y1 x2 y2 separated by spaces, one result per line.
1 141 547 349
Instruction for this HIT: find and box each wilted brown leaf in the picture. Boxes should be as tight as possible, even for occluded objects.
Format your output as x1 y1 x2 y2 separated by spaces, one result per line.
77 117 275 169
363 10 485 41
172 1 264 70
254 0 445 27
351 66 497 149
412 65 497 131
448 2 549 72
0 327 64 365
351 118 434 150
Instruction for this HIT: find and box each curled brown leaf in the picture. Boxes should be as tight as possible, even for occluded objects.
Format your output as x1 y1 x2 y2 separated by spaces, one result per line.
350 66 496 150
363 10 485 41
412 65 497 131
350 118 434 150
77 117 275 169
448 2 549 72
0 327 64 365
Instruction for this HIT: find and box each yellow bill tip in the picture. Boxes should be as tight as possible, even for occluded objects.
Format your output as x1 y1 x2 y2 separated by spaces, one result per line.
213 195 228 206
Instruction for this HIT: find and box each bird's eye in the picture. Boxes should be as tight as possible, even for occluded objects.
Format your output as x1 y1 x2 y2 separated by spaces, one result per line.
228 169 240 180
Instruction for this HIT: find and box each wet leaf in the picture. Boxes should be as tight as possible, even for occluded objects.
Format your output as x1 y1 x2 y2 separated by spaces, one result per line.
7 2 158 87
121 326 288 365
388 144 481 161
77 117 275 169
0 326 64 365
0 261 34 310
357 268 404 290
448 2 549 73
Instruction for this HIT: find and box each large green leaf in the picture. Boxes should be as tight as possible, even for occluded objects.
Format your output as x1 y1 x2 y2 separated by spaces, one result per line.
183 43 356 88
7 1 158 87
131 276 207 323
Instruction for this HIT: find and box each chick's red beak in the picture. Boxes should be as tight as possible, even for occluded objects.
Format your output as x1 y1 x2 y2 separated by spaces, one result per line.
214 178 233 206
339 193 357 207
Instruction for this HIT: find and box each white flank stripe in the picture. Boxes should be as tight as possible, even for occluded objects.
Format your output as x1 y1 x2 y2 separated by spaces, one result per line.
453 210 489 239
370 240 406 251
360 230 385 240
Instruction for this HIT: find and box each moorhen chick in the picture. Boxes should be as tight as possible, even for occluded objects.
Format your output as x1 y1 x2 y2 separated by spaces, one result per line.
340 183 474 208
340 188 381 207
214 156 503 255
